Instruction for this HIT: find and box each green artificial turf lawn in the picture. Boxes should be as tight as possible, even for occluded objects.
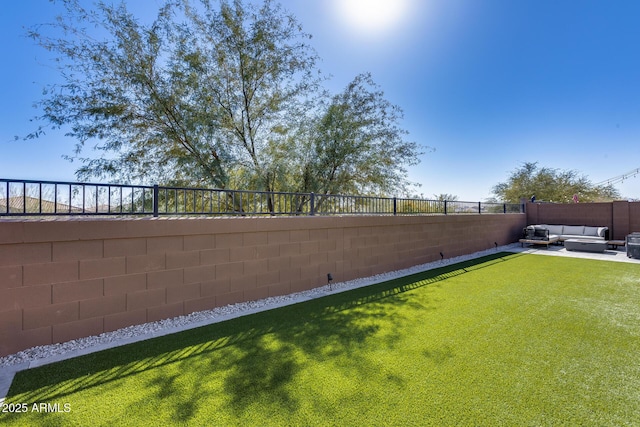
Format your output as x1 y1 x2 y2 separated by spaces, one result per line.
2 252 640 426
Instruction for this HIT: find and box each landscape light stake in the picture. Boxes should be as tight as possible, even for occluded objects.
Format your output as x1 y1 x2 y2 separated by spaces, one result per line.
440 252 444 262
327 273 333 291
495 242 498 250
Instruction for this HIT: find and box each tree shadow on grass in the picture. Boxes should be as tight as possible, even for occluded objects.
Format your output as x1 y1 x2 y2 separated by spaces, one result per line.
222 339 301 414
4 252 520 424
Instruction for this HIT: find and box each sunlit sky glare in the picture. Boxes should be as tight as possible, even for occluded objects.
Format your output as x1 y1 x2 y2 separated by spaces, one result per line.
331 0 412 37
1 0 639 201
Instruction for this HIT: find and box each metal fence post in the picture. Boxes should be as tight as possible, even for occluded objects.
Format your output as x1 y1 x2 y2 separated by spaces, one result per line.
4 181 8 214
310 192 315 216
503 203 506 214
478 202 482 214
444 200 448 215
393 197 397 215
153 185 159 217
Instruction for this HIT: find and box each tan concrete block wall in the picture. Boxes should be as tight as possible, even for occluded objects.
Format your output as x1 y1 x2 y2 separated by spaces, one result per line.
612 201 631 240
0 214 525 357
630 203 640 235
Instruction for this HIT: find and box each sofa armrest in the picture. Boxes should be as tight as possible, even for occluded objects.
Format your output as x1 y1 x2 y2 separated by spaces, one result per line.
533 226 549 240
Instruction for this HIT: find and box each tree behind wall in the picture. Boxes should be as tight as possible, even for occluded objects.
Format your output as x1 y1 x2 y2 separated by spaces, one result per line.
27 0 422 207
29 0 320 190
492 162 620 203
292 73 421 200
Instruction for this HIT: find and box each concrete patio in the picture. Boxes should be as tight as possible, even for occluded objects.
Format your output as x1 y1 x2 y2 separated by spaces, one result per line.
510 242 640 264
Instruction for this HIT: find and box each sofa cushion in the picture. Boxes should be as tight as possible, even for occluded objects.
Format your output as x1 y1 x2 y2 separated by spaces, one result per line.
583 226 600 237
597 227 608 238
544 225 564 235
562 234 604 240
563 225 585 235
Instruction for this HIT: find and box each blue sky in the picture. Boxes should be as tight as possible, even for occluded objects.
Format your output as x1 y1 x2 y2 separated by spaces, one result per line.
1 0 639 201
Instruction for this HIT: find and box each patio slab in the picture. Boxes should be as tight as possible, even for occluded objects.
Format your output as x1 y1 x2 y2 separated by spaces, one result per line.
508 243 640 264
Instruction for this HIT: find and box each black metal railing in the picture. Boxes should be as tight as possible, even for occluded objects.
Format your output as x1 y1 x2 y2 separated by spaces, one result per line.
0 178 524 217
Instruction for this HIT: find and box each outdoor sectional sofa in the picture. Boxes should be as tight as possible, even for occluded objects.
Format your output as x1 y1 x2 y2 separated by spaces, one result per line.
524 224 609 243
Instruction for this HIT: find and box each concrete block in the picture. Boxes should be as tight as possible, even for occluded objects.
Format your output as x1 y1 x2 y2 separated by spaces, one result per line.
104 238 147 257
79 257 126 280
53 279 104 304
23 261 78 286
0 265 22 289
79 294 126 319
126 288 166 311
53 317 104 344
52 240 103 262
147 268 184 289
24 301 79 329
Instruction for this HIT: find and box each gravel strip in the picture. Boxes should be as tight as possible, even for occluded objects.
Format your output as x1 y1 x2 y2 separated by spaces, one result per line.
0 244 521 369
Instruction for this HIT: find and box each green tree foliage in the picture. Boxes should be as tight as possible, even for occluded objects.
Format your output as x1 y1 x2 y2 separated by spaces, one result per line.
492 162 620 203
433 193 458 202
28 0 422 204
294 73 420 198
29 0 321 190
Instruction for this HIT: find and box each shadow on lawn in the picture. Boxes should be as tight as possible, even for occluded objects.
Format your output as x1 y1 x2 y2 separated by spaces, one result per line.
6 252 520 423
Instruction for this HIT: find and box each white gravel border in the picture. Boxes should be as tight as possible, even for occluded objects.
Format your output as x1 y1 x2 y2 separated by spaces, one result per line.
0 243 528 401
